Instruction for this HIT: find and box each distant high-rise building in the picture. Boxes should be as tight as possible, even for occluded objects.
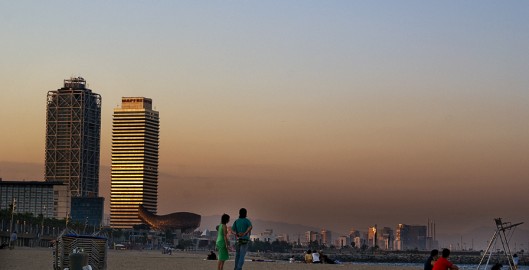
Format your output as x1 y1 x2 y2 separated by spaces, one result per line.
394 224 427 251
110 97 159 229
305 230 319 246
426 219 439 250
378 226 394 250
334 235 350 248
45 77 101 198
321 228 332 246
368 225 377 247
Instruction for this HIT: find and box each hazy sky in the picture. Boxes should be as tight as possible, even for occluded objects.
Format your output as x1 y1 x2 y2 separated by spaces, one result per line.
1 1 528 239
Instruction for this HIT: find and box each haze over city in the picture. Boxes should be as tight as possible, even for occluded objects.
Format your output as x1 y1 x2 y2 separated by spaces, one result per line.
1 0 528 246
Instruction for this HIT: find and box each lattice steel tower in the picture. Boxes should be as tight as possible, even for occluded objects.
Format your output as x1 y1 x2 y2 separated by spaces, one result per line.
110 97 159 229
45 77 102 198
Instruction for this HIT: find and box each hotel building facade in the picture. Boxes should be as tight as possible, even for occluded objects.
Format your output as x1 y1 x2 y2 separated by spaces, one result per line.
0 179 70 219
110 97 159 229
45 77 102 198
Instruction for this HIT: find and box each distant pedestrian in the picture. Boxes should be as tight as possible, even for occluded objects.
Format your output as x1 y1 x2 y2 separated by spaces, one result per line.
9 231 17 250
425 249 439 270
289 255 295 263
433 248 459 270
513 254 519 270
232 208 252 270
216 214 230 270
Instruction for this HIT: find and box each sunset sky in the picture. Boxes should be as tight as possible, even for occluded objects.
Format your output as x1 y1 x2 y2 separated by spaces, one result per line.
1 1 528 242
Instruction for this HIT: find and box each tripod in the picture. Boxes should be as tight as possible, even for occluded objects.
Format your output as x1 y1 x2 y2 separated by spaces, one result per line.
477 218 523 270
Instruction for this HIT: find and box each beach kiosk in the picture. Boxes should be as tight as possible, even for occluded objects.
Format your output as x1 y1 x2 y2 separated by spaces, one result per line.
53 229 108 270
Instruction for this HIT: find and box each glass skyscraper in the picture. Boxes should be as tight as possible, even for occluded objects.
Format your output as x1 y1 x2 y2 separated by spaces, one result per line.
110 97 159 229
45 77 102 198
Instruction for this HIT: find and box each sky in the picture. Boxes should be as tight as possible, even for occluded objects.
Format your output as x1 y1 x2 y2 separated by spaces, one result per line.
0 1 528 244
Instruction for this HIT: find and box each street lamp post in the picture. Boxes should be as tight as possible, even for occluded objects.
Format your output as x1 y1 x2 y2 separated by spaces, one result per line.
41 205 46 238
8 198 16 249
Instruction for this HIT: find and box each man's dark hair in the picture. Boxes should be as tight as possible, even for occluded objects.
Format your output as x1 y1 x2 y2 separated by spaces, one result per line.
442 248 450 258
221 214 230 224
430 249 439 257
239 208 247 218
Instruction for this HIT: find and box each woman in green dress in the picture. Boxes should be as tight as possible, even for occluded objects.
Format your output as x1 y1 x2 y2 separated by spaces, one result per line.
216 214 230 270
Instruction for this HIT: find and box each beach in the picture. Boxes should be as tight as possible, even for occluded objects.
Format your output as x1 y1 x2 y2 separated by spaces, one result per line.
0 247 419 270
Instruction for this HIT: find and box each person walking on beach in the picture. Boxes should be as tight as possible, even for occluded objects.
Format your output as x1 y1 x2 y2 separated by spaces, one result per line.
513 253 519 270
232 208 252 270
216 214 230 270
433 248 459 270
9 231 17 250
424 249 439 270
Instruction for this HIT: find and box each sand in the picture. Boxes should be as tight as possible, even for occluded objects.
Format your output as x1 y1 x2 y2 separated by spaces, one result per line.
0 247 419 270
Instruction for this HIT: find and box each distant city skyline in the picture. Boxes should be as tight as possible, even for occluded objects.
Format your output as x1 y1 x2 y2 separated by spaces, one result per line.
0 1 528 243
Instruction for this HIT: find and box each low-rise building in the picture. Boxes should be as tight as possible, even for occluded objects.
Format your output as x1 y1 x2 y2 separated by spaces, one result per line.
0 179 70 219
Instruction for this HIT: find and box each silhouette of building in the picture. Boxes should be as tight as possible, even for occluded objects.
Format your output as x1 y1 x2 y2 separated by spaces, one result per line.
305 230 320 246
0 179 70 219
394 224 427 250
335 235 350 248
321 228 332 246
45 77 102 198
70 197 104 227
110 97 159 229
426 219 438 250
378 226 394 250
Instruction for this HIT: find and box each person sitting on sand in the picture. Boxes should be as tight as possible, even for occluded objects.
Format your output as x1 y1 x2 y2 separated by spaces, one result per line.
207 251 217 260
312 250 321 264
425 249 439 270
216 214 230 270
491 263 502 270
320 251 335 264
304 249 313 263
433 248 459 270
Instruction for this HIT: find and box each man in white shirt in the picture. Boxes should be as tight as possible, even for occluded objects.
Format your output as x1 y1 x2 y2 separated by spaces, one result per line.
312 250 321 263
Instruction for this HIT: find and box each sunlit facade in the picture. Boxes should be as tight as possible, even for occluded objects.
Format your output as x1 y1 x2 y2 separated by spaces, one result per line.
110 97 159 229
368 225 377 247
320 228 332 246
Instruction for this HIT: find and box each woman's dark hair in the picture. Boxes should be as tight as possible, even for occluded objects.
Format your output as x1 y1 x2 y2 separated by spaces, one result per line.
239 208 247 218
430 249 439 257
307 249 312 254
221 214 230 224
